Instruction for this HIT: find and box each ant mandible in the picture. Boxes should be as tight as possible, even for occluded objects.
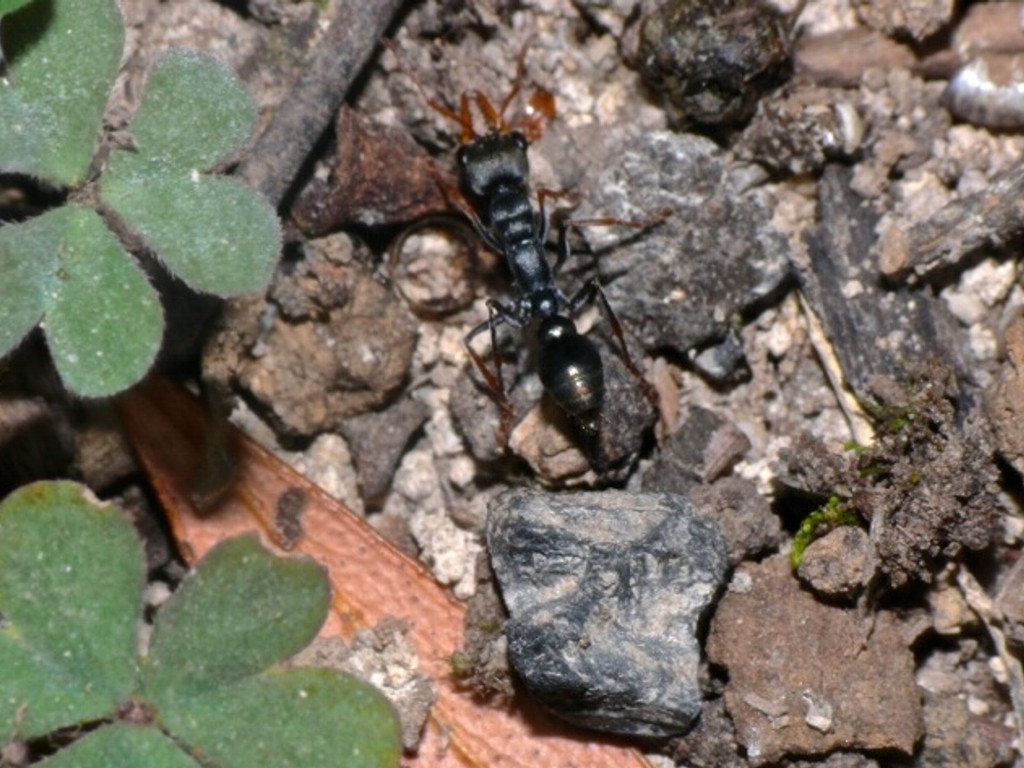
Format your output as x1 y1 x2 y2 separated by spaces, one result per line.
397 43 662 469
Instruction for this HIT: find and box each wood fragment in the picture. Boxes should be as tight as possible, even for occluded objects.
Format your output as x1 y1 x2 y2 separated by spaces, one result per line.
291 106 446 235
952 2 1024 58
794 3 1024 88
793 28 919 87
877 163 1024 280
797 165 956 407
118 377 652 768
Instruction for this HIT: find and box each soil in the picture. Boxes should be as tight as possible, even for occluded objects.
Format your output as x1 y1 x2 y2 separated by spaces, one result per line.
3 0 1024 766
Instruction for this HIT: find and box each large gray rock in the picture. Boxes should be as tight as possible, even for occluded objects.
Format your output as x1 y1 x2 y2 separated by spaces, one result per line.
576 131 790 356
486 489 729 737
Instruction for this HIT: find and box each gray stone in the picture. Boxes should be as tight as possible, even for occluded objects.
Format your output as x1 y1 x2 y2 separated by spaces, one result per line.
576 131 790 356
486 488 729 737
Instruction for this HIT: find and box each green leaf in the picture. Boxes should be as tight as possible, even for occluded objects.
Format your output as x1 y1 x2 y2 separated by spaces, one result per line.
0 482 144 739
143 535 330 701
0 0 124 185
160 668 401 768
123 50 257 172
0 0 37 16
0 487 401 766
0 218 47 358
101 170 281 296
0 208 163 397
42 206 164 396
37 723 203 768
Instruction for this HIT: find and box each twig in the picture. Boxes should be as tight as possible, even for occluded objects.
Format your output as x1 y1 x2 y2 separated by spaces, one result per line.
237 0 406 209
956 567 1024 757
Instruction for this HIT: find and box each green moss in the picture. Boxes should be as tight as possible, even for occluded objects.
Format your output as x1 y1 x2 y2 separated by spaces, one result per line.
791 496 861 569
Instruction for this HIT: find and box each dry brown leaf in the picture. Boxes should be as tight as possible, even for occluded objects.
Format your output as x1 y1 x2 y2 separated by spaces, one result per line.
119 377 652 768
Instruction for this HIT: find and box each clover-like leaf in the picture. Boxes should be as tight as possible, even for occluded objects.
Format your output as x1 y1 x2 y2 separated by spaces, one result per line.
37 723 202 768
0 12 279 397
0 484 401 767
143 535 401 768
0 0 123 185
0 482 144 739
43 207 164 396
101 170 281 296
143 535 330 701
0 205 164 397
0 219 45 358
124 50 257 172
100 50 281 297
160 668 401 768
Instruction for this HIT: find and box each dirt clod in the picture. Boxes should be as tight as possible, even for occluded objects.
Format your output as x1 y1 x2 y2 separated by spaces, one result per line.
796 525 871 600
636 0 794 130
707 556 923 765
203 233 417 438
780 365 1000 588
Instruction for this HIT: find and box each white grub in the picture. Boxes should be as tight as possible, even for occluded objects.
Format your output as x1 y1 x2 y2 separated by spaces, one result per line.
944 54 1024 129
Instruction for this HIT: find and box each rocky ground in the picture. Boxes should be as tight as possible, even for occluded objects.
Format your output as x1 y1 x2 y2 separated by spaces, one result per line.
4 0 1024 765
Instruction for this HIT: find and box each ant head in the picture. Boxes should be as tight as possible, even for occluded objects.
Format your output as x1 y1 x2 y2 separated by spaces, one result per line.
457 132 530 199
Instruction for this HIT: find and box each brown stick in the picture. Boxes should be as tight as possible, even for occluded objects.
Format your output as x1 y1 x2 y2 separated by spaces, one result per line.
237 0 406 208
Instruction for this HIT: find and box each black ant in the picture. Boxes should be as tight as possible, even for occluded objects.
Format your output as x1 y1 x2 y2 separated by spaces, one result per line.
393 44 663 469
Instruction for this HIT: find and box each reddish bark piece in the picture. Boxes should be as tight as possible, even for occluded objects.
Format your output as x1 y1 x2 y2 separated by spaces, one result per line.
707 556 922 765
118 377 651 768
292 106 447 236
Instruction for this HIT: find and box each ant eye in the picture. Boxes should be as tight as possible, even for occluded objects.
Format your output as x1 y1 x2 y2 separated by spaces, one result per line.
514 133 528 151
457 150 469 166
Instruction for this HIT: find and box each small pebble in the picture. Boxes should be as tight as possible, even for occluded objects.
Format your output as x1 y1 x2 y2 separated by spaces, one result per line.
796 525 870 599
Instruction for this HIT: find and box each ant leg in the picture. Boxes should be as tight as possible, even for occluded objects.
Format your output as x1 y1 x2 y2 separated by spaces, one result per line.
384 39 479 143
568 279 659 408
464 300 520 451
553 208 672 275
562 210 672 241
536 187 578 244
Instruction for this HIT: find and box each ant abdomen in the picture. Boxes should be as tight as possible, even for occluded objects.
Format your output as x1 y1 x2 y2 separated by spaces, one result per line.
537 316 604 421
